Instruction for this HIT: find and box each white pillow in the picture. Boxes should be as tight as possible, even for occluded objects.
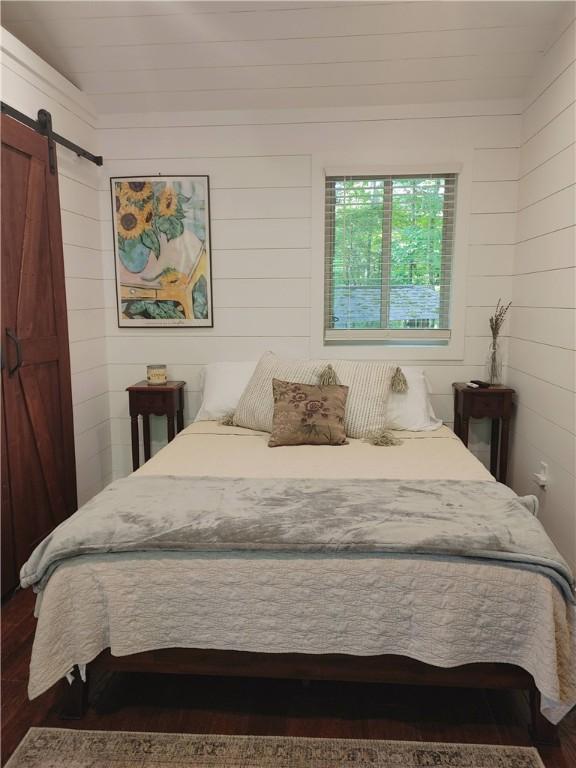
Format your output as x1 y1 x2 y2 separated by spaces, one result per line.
386 367 442 431
194 361 257 422
233 352 394 438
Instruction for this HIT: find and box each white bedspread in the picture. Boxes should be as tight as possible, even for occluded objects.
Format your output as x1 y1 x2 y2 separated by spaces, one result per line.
137 421 494 481
28 423 576 723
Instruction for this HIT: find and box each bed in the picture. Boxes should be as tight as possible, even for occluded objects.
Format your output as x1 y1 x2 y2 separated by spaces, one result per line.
25 421 576 741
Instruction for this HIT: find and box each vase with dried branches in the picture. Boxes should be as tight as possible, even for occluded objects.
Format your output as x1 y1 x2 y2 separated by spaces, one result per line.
486 299 511 385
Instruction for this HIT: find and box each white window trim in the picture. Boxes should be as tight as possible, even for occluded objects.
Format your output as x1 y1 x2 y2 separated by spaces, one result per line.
310 152 473 362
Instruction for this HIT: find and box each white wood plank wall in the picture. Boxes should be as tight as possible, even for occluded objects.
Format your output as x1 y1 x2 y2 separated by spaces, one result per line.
509 7 576 570
98 99 520 475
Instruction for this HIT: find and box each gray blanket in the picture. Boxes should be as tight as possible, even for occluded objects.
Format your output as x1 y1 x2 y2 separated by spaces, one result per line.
20 476 575 599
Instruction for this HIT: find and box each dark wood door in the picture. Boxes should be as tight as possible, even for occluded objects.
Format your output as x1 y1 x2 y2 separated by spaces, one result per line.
1 114 77 594
1 386 17 594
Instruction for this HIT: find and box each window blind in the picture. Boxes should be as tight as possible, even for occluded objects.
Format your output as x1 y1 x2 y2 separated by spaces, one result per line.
324 173 457 343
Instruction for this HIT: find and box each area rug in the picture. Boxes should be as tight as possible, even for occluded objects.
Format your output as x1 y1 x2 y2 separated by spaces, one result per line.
6 728 545 768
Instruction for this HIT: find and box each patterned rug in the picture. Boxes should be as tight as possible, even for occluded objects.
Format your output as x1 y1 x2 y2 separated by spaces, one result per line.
6 728 545 767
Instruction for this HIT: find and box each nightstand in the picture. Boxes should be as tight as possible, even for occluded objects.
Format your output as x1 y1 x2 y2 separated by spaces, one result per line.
452 383 515 484
126 380 185 470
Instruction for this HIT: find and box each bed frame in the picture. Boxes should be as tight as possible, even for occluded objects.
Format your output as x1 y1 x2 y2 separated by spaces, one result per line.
61 648 557 745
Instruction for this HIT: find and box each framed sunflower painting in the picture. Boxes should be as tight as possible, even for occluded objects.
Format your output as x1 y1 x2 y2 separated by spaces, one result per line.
111 176 213 327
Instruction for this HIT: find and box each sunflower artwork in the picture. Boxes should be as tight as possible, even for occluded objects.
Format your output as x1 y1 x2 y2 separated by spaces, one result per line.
111 176 213 327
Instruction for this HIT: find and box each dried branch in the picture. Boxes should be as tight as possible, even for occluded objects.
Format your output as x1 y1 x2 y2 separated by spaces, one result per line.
489 299 511 342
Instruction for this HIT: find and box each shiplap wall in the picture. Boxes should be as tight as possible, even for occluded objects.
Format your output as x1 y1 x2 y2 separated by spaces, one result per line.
508 9 576 570
98 100 519 477
1 31 111 506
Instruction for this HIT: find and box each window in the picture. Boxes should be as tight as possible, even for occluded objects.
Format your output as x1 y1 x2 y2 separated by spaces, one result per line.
324 173 457 342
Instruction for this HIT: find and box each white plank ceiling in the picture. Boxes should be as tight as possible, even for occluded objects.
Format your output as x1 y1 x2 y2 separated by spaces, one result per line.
1 1 570 112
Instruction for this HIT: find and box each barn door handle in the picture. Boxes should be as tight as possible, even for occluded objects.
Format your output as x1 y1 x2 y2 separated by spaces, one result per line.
5 328 21 376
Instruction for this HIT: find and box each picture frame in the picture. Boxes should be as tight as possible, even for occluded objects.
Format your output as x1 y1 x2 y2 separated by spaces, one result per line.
111 175 213 327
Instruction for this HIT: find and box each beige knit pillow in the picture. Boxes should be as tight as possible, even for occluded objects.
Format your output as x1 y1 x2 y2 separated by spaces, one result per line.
233 352 324 432
233 353 394 438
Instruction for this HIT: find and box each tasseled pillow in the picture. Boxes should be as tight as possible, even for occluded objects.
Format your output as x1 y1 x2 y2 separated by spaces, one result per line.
319 363 406 444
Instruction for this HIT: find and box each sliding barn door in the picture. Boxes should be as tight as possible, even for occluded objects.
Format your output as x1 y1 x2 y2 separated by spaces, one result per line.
1 389 17 594
1 114 77 592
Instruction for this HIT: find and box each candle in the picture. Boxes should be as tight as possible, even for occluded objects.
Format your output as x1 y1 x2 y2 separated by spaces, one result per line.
147 364 167 385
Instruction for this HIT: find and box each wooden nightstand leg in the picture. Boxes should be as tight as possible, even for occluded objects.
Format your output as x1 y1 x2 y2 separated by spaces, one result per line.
167 414 175 442
499 415 511 484
143 414 151 462
177 389 184 432
490 418 500 478
453 389 461 438
130 416 140 471
461 417 470 447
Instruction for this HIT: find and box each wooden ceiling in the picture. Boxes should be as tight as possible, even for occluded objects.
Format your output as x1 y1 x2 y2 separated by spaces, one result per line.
1 1 569 112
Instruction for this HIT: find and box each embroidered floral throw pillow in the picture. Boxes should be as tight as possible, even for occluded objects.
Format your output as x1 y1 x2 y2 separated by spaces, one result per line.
268 378 349 447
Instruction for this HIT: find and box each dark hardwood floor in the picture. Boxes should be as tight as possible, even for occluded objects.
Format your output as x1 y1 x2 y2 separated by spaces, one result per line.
2 588 575 767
